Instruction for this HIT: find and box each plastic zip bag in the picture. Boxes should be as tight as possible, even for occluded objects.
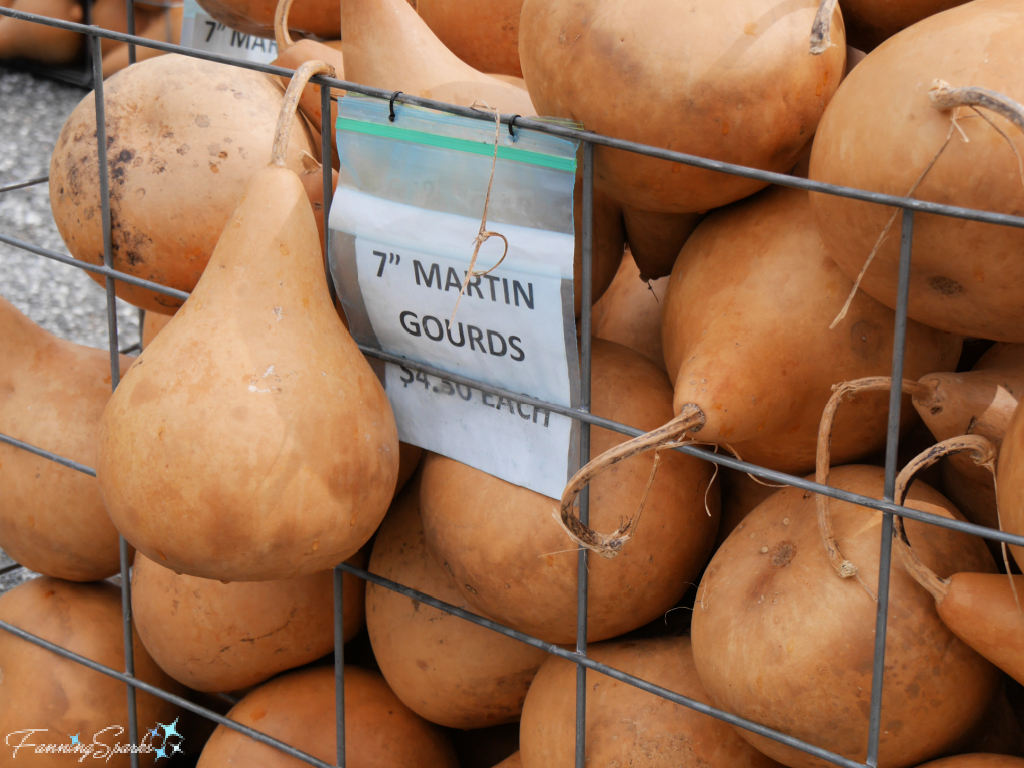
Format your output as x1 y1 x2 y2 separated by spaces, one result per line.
328 95 582 498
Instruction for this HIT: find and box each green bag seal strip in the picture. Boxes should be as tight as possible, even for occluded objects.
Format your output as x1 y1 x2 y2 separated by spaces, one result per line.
336 117 577 173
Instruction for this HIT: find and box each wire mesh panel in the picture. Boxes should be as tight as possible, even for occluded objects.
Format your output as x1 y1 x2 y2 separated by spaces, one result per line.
1 8 1023 768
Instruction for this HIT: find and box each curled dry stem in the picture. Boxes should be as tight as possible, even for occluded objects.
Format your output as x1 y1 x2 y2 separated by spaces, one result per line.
891 434 998 602
816 376 933 591
929 80 1024 135
808 0 840 55
273 0 294 50
554 404 705 558
271 60 336 168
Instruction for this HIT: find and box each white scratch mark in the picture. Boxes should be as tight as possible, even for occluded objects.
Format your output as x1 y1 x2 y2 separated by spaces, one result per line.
272 306 283 321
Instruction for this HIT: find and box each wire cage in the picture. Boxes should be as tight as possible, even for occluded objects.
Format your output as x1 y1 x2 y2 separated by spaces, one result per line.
2 6 1024 768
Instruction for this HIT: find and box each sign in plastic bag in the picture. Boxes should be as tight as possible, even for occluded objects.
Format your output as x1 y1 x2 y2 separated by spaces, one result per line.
329 96 581 499
180 0 279 63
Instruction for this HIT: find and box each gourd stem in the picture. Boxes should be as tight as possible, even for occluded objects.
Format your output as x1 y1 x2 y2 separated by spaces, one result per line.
555 404 705 559
891 435 998 603
271 60 335 168
809 0 840 55
929 80 1024 136
274 0 294 50
815 376 932 585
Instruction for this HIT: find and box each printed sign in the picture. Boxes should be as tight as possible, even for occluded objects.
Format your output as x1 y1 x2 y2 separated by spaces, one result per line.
329 98 581 499
181 0 279 63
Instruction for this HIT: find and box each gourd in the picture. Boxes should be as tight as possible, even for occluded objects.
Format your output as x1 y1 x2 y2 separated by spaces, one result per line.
518 0 846 214
196 665 459 767
420 338 718 644
366 480 547 728
131 550 367 692
49 54 317 315
0 296 129 581
808 0 1024 343
96 62 400 582
0 577 185 768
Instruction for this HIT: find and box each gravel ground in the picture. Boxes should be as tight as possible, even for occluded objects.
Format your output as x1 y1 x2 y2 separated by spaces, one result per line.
0 64 142 351
0 64 142 593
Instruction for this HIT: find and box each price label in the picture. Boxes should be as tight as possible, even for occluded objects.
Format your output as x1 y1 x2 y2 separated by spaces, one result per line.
331 189 580 500
329 98 581 499
180 0 279 63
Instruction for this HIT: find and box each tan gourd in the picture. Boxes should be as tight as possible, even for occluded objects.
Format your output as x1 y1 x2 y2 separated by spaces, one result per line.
0 0 83 64
591 248 667 371
416 0 524 77
0 578 186 768
0 297 129 581
195 0 337 40
912 344 1024 530
420 338 719 644
341 0 535 117
96 62 400 582
556 189 959 561
367 480 548 728
661 186 960 474
520 637 785 768
131 549 367 693
691 464 999 768
808 0 1024 343
49 54 317 315
518 0 845 215
140 298 424 494
101 4 183 77
196 665 459 767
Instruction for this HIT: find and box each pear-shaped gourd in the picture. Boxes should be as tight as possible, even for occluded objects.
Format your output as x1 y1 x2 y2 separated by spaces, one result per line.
97 62 400 583
341 0 536 117
912 344 1024 530
0 296 129 582
555 187 960 558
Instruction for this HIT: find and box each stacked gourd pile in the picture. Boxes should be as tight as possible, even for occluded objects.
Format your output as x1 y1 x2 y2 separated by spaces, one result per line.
2 0 1024 766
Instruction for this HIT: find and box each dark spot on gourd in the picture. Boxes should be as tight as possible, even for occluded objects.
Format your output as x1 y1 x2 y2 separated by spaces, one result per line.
195 115 211 128
465 584 478 594
769 541 795 568
416 660 429 670
176 144 190 156
930 405 942 415
928 276 963 296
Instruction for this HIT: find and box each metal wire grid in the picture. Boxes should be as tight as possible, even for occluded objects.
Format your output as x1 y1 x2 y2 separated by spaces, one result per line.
1 9 1023 768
